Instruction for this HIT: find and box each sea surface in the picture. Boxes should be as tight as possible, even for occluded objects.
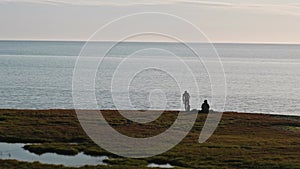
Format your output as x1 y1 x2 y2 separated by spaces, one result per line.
0 41 299 116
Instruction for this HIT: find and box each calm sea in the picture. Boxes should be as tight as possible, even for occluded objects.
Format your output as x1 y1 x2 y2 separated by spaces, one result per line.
0 41 299 116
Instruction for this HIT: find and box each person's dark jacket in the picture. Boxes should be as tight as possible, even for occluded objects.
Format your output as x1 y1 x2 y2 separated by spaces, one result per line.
201 102 210 113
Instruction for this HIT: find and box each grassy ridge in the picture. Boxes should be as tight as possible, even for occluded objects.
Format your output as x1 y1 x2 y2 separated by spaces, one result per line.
0 109 300 168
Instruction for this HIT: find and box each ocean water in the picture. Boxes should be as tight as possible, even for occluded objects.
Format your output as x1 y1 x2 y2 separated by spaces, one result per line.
0 41 299 116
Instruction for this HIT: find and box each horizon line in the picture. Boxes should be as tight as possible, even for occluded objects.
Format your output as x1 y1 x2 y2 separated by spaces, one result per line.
1 39 300 45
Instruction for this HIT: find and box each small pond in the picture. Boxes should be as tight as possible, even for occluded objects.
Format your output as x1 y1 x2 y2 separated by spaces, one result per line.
0 142 108 167
148 163 174 168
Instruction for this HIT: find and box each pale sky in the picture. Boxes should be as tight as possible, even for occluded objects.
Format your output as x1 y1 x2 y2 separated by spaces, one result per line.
0 0 300 43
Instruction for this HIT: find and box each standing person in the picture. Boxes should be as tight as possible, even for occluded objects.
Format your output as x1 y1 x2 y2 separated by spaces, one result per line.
182 91 190 111
201 100 210 113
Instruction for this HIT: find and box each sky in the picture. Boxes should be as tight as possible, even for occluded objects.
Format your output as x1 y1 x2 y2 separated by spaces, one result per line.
0 0 300 43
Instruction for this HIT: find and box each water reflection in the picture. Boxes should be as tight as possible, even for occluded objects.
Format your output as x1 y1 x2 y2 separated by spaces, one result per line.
0 142 108 167
148 163 174 168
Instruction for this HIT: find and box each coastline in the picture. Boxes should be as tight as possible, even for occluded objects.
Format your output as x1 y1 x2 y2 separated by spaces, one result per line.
0 109 300 168
0 108 299 117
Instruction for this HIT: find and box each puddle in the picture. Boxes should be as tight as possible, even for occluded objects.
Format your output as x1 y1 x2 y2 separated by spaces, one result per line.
148 163 174 168
0 142 108 167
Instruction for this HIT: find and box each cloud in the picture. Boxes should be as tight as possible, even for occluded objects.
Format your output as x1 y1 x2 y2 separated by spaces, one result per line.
174 0 232 7
174 0 300 16
0 0 175 6
1 0 300 16
0 0 59 5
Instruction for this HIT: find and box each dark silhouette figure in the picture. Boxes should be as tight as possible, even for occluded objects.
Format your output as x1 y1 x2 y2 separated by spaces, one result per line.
182 91 190 111
200 100 210 113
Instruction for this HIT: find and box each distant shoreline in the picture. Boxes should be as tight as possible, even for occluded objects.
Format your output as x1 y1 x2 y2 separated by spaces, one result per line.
1 40 300 45
0 109 299 118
